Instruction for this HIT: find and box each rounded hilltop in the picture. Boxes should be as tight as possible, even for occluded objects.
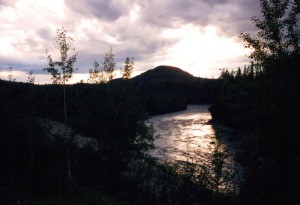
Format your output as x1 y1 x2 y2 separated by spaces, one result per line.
132 65 196 83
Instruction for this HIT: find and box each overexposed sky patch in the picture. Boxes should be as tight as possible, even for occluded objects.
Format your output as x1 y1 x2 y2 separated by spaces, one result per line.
0 0 261 83
159 24 248 77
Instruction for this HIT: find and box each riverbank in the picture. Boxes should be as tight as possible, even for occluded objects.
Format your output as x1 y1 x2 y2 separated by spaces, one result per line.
147 105 243 194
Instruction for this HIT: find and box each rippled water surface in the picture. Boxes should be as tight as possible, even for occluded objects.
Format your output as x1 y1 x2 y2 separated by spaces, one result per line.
148 105 217 165
148 105 242 192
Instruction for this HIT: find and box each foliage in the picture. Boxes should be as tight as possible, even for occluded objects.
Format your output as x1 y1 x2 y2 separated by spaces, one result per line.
89 48 116 83
102 47 116 82
240 0 300 76
8 66 16 82
0 76 238 204
0 79 154 202
88 61 105 83
211 141 228 193
121 57 134 79
210 0 300 203
43 28 77 85
119 136 240 205
121 154 234 205
44 27 78 180
27 70 35 84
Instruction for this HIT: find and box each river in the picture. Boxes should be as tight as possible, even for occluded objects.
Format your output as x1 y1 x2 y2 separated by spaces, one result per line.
148 105 218 164
148 104 241 192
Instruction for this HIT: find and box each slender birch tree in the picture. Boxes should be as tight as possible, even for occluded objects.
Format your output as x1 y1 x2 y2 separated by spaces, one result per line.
121 57 134 79
103 47 115 82
43 28 77 181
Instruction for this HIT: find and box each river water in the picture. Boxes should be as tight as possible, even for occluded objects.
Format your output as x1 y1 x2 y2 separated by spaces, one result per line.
148 105 217 165
148 105 241 192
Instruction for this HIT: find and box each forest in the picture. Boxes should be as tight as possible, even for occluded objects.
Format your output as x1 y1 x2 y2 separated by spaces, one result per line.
0 75 226 205
210 0 300 203
1 0 300 204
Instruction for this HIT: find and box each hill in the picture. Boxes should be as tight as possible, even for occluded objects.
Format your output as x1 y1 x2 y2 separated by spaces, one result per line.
127 65 219 115
132 65 196 83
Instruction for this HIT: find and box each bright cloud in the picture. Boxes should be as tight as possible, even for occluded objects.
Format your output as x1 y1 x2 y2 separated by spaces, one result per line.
160 24 248 77
0 0 261 83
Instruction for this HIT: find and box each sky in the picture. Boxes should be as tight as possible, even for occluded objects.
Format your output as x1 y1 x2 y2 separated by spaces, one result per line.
0 0 261 84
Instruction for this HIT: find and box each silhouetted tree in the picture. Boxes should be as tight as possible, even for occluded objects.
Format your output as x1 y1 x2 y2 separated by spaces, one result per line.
103 47 115 82
121 57 134 79
27 70 35 84
89 47 115 83
44 28 77 85
8 66 16 82
43 27 77 122
43 28 77 188
88 61 105 83
210 1 300 203
240 0 300 76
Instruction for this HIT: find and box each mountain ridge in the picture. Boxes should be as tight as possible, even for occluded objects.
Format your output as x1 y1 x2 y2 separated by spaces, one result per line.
132 65 197 83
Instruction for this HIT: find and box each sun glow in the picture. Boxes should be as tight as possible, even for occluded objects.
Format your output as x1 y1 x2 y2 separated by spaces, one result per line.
161 24 247 77
129 4 140 23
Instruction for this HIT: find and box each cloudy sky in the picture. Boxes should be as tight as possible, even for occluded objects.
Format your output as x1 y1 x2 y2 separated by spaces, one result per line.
0 0 261 83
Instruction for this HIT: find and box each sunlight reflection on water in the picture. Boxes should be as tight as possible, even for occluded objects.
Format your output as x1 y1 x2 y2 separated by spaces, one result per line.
148 105 242 193
148 105 217 165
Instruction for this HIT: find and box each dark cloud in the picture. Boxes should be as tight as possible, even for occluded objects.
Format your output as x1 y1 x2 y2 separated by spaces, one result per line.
137 0 260 35
54 0 262 67
0 56 44 74
0 0 266 82
0 0 16 6
36 28 53 41
65 0 134 21
205 0 231 6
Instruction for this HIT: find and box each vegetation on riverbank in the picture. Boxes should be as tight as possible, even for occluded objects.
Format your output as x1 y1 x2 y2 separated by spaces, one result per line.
1 0 299 204
0 30 225 203
210 0 300 203
0 76 234 204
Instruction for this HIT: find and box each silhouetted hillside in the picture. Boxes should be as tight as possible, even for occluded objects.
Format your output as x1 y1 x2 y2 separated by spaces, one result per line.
128 65 220 115
132 65 196 83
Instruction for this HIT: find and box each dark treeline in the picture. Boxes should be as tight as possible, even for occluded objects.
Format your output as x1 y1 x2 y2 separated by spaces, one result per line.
1 0 299 204
132 65 220 115
0 32 225 203
210 0 300 204
0 79 229 204
0 79 152 201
